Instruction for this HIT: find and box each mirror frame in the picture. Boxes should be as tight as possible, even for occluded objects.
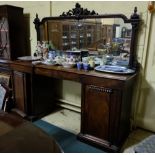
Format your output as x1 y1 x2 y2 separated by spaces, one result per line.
34 3 140 69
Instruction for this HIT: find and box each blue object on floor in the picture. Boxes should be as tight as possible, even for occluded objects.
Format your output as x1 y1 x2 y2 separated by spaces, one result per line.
33 120 105 153
134 135 155 153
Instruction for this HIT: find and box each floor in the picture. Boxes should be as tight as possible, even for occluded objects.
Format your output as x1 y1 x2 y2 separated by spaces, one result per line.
42 108 154 153
122 129 153 152
42 108 80 134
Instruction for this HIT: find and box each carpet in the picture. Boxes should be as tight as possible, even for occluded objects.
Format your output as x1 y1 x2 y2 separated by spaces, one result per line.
33 120 105 153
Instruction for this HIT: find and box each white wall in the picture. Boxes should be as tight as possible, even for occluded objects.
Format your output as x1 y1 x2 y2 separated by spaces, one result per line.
135 7 155 131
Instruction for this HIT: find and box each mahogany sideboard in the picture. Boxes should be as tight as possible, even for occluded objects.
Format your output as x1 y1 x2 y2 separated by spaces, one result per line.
10 60 137 152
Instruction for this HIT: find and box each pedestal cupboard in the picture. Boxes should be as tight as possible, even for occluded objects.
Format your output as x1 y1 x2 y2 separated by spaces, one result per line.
78 74 136 152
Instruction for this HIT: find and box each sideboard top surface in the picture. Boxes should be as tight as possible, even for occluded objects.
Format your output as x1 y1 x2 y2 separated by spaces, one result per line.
10 61 137 81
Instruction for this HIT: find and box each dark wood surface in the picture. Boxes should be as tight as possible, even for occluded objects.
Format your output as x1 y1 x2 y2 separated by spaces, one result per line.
10 60 137 152
0 60 12 77
0 111 26 128
0 120 62 153
13 71 27 112
11 61 136 81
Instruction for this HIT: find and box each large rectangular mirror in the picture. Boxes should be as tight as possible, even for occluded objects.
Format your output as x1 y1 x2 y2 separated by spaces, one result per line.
39 18 132 67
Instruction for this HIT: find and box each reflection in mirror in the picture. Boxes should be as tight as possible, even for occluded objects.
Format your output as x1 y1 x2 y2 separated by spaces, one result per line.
39 18 132 67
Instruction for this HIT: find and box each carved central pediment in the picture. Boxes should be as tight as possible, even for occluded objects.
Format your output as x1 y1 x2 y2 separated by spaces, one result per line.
60 3 98 19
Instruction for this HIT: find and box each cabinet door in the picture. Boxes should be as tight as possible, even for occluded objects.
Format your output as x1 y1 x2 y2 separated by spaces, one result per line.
82 85 113 142
81 83 123 151
0 17 10 59
13 71 27 113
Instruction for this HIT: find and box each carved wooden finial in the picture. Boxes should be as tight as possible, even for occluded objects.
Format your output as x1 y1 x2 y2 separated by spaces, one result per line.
134 7 137 14
130 6 139 19
33 13 40 25
33 13 41 41
75 3 81 8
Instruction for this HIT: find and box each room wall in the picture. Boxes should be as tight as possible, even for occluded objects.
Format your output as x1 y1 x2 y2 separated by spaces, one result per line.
0 1 155 132
135 7 155 131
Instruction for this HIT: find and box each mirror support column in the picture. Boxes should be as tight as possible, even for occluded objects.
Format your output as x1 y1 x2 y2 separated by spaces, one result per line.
129 7 140 69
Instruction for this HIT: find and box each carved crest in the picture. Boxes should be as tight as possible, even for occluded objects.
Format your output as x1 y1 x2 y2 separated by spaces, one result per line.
60 3 98 19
